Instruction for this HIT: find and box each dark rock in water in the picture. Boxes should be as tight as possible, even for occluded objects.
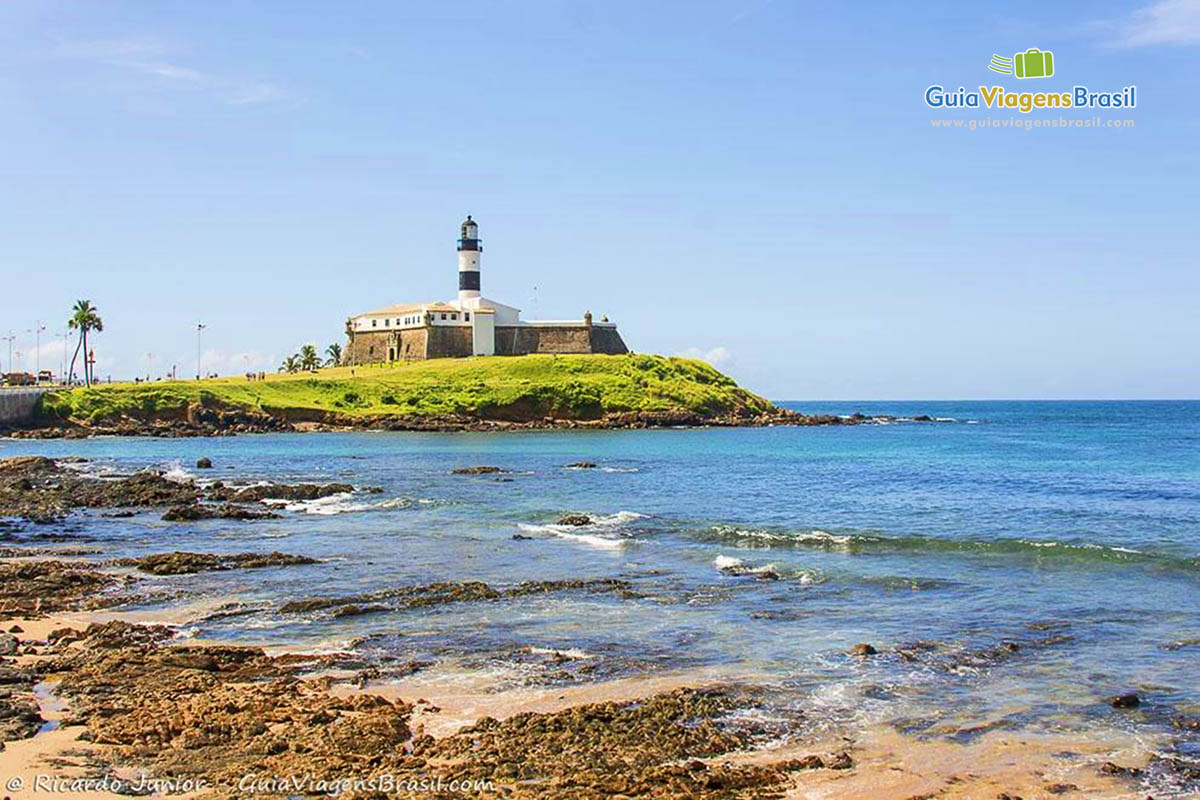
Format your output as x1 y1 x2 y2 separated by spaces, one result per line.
1108 692 1140 709
1173 715 1200 731
280 577 633 616
161 504 280 522
103 510 137 518
220 483 353 503
450 466 506 475
195 457 213 469
512 533 534 540
849 643 877 657
565 461 598 469
558 514 593 526
331 604 389 618
1099 761 1144 777
1149 754 1200 782
125 551 317 575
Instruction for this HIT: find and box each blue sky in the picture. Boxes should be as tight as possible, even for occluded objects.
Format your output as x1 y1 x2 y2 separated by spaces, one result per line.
1 0 1197 398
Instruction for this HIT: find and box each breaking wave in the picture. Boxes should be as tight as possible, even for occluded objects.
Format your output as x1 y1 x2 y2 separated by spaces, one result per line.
263 494 423 516
517 511 650 549
702 525 1200 571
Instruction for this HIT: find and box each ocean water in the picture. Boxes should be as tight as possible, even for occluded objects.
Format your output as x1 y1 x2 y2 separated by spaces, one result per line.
3 401 1200 778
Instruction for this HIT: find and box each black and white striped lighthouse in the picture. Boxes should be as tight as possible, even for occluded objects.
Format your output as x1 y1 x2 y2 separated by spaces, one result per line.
457 215 482 303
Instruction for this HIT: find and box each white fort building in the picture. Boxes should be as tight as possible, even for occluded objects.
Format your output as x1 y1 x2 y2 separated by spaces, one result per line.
344 216 627 364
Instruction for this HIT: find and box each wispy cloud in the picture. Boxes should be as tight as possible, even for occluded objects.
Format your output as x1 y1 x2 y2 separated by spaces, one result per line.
1093 0 1200 47
53 37 287 105
676 346 734 367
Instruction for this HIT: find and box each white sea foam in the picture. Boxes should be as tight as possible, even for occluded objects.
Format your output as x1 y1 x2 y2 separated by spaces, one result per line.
550 531 628 549
713 554 781 578
162 461 195 484
262 493 419 516
516 510 647 548
528 646 592 659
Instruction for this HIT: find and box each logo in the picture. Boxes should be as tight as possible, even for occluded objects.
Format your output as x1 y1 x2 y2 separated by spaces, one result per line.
989 48 1055 79
924 45 1135 115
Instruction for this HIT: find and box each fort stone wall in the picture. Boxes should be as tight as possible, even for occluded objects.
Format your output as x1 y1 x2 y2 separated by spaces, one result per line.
346 323 627 365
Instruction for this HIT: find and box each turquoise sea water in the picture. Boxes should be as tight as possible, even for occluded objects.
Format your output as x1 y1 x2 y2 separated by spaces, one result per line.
3 401 1199 787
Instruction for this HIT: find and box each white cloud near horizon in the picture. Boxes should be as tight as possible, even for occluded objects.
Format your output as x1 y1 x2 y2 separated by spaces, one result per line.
675 346 734 367
53 37 287 106
1094 0 1200 46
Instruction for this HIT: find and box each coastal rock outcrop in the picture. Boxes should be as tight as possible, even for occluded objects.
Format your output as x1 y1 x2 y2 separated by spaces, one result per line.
121 551 318 575
161 504 281 522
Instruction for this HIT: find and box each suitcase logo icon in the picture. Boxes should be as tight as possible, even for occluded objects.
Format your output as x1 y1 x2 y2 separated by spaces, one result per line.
988 48 1055 79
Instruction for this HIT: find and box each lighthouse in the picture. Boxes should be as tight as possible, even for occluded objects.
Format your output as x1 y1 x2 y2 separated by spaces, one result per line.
457 215 482 304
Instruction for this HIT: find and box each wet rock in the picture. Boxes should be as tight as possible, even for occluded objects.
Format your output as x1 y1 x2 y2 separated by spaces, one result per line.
161 503 280 522
330 604 389 618
1099 761 1144 777
124 551 317 575
450 466 506 475
512 533 534 540
827 752 854 770
1045 784 1077 794
222 483 354 502
1108 692 1140 709
280 578 634 616
558 514 593 526
565 461 598 469
0 691 43 743
0 634 18 655
849 643 877 657
195 457 213 469
1 561 125 619
777 755 825 770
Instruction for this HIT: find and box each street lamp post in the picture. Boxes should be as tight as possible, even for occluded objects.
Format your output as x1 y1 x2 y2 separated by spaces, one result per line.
1 331 14 377
33 322 46 384
196 323 206 380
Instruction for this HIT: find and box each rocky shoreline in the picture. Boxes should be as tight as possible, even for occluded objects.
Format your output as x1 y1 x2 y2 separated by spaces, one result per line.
1 401 943 439
0 456 1165 798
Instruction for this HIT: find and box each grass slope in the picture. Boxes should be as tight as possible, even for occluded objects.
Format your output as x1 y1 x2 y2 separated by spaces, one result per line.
39 354 775 425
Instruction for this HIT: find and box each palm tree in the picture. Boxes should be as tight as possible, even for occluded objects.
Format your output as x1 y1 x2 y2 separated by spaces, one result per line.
299 344 319 372
325 343 342 367
67 300 103 387
280 355 300 373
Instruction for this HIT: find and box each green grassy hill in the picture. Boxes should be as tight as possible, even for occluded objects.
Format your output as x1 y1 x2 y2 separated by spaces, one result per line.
37 354 777 427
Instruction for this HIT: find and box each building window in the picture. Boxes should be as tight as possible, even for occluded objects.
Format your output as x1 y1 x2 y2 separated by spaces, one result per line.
441 313 447 320
396 318 401 325
371 319 377 328
451 313 457 320
465 312 470 321
384 319 389 327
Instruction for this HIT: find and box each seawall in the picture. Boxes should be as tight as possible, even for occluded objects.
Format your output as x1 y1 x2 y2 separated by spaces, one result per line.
0 389 46 427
